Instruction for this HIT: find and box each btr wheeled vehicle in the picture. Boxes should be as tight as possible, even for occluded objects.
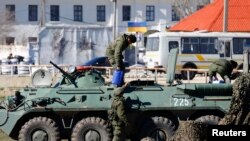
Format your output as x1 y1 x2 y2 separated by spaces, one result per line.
0 48 232 141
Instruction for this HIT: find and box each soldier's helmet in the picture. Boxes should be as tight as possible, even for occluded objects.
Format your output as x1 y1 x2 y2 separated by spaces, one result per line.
230 60 238 68
128 34 137 43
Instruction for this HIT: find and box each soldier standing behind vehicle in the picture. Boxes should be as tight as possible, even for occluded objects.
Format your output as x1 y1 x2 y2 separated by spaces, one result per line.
208 59 238 83
109 82 130 141
106 34 136 85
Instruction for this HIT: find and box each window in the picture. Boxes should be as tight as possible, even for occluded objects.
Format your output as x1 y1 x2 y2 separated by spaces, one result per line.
146 5 155 21
172 5 180 21
6 37 15 45
74 5 82 21
6 5 15 21
146 37 159 51
29 5 38 21
181 38 199 53
181 37 218 54
169 41 179 52
28 37 37 42
122 5 131 21
244 39 250 48
50 5 60 21
97 5 105 22
233 38 250 54
200 38 217 54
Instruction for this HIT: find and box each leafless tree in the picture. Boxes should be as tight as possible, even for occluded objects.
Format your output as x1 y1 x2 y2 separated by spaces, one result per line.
174 0 212 19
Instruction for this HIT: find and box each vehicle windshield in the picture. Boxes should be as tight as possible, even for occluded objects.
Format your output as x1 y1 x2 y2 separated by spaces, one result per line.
84 58 101 66
146 37 159 51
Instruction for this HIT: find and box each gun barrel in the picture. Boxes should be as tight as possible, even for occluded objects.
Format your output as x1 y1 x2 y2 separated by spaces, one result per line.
50 61 63 71
50 61 75 80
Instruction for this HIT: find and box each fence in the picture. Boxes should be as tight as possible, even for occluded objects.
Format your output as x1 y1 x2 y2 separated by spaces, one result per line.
0 64 69 77
0 64 243 84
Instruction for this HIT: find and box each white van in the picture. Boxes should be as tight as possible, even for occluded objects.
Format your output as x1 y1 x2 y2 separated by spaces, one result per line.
143 31 250 79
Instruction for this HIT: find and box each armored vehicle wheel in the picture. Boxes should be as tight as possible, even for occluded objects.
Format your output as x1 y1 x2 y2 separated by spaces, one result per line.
139 116 176 141
18 117 61 141
71 117 112 141
141 137 156 141
195 115 221 125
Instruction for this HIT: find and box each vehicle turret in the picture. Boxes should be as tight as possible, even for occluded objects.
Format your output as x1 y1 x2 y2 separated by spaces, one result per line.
50 61 76 83
50 61 105 88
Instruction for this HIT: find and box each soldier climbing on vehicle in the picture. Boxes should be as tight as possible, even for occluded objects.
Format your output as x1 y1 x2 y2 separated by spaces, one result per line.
208 59 238 83
106 34 136 86
108 82 130 141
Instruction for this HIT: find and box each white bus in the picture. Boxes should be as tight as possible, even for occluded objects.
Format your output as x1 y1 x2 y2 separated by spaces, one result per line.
143 31 250 79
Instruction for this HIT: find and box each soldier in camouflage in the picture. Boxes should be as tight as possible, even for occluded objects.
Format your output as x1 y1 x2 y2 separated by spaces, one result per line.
208 59 237 83
106 34 136 85
109 82 129 141
106 34 136 70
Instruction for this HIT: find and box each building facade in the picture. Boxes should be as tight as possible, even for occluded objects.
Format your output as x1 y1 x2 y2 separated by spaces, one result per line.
0 0 208 64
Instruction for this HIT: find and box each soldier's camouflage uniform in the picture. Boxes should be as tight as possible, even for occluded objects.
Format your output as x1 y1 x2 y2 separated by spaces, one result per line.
208 59 233 83
110 85 128 141
105 34 130 71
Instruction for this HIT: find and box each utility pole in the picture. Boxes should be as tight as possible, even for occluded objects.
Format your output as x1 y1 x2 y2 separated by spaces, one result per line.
40 0 46 27
243 49 249 73
223 0 228 32
111 0 117 40
135 32 140 64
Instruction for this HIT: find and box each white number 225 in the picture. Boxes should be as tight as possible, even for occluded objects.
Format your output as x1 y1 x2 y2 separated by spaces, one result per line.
173 98 189 106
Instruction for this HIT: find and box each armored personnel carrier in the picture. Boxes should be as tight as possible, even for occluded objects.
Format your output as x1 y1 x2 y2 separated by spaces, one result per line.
0 48 232 141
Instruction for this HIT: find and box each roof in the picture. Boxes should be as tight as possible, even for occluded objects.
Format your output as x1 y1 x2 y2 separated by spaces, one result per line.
169 0 250 32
